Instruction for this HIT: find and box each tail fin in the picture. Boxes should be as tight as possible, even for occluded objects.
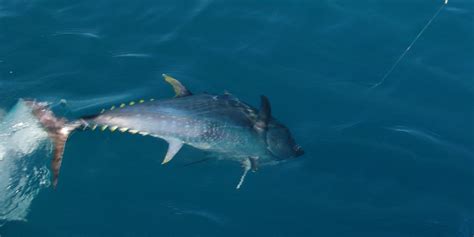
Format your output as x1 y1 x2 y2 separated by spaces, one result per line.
25 100 81 188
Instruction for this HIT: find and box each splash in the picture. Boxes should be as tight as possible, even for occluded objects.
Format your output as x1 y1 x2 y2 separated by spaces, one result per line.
0 100 51 225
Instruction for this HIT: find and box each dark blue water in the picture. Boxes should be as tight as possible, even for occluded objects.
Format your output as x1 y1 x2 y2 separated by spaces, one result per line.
1 0 473 236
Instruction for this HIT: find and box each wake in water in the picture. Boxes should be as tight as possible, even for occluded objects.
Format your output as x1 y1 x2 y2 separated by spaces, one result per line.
0 100 52 225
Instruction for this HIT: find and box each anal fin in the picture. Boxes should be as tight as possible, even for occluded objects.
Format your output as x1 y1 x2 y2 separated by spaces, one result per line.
161 138 183 164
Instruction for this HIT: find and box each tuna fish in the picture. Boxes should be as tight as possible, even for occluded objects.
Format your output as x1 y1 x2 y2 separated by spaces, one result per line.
26 74 304 189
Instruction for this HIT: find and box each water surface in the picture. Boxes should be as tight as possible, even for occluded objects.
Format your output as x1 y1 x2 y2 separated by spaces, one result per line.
0 0 473 236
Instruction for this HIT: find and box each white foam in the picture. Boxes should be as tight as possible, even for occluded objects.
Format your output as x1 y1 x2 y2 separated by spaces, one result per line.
0 100 50 224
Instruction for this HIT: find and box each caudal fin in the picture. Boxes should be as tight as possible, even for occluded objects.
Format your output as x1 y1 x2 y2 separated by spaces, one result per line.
25 100 81 188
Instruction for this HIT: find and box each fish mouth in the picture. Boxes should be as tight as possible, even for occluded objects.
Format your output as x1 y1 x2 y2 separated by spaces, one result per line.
266 144 305 160
293 144 304 157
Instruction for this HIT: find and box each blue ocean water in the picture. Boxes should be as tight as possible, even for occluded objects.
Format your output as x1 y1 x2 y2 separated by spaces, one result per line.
0 0 473 236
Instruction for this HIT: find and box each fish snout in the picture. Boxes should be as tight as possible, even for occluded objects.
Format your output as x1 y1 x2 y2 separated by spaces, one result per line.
293 144 304 157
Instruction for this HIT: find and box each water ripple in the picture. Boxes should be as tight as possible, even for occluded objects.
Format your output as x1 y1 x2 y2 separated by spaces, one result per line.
385 125 474 158
52 30 101 39
163 201 228 226
112 53 153 58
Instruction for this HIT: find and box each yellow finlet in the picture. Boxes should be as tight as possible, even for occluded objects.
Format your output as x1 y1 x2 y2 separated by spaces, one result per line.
109 126 118 132
101 125 108 131
139 132 149 136
128 129 139 134
110 105 115 110
120 103 126 108
119 127 128 132
129 101 135 106
100 109 105 114
139 99 145 103
91 124 98 130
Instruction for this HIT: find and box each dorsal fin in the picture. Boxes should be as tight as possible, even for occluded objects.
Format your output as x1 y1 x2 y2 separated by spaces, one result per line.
254 95 271 132
162 74 192 97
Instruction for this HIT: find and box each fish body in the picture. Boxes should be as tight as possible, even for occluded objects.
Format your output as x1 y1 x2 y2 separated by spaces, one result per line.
26 74 304 188
88 94 269 162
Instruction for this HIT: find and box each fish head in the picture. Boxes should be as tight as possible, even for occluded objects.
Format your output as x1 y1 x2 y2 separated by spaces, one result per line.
264 120 304 160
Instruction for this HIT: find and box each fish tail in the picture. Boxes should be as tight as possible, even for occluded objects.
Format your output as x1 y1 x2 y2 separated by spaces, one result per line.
25 100 84 188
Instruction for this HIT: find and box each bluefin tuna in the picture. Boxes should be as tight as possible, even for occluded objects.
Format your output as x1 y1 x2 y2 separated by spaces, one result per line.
26 74 304 189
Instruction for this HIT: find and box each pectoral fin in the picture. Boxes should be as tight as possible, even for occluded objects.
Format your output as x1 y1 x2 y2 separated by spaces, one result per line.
162 138 183 164
249 156 259 172
162 74 192 97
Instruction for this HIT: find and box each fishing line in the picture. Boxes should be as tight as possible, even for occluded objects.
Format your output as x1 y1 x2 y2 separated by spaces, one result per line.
371 0 448 89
